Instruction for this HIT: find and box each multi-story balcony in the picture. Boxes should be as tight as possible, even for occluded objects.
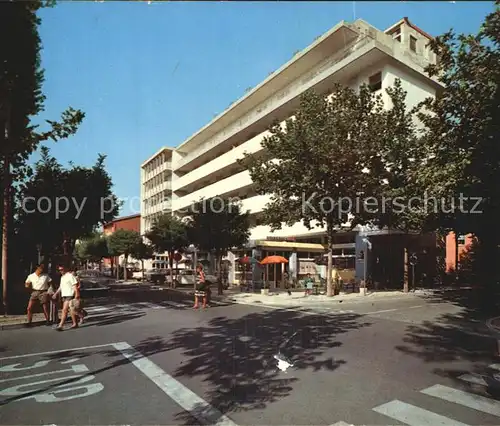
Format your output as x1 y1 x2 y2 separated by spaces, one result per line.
173 170 254 212
143 181 172 199
174 29 384 172
173 133 266 193
173 21 438 175
143 161 172 182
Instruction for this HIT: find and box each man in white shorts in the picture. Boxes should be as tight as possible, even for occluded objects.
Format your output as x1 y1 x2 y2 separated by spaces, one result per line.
51 264 79 331
25 264 52 327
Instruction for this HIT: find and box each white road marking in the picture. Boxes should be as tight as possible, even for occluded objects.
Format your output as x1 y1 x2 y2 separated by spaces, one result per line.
84 306 108 313
0 365 88 383
489 364 500 371
372 399 469 426
113 342 238 426
329 422 354 426
365 308 397 314
0 343 117 361
163 301 188 308
421 384 500 417
459 373 491 386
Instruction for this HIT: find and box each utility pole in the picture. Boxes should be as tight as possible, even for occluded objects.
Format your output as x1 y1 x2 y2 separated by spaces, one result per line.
1 103 10 315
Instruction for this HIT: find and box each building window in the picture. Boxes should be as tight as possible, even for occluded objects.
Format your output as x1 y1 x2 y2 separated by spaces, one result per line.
410 35 417 52
457 235 466 245
368 72 382 92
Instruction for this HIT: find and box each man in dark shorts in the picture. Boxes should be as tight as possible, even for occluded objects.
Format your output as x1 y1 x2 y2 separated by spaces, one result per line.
25 264 52 326
51 264 79 330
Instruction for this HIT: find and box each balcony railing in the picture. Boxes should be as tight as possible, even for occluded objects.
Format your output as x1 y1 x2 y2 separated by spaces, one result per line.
143 162 172 182
176 32 372 170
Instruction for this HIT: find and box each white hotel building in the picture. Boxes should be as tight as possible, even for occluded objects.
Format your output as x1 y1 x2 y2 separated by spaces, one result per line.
140 17 442 287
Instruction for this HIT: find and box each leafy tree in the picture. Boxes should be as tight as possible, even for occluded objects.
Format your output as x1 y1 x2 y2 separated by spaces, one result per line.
414 2 500 296
16 147 120 260
106 229 142 280
241 84 388 296
0 1 84 313
130 241 154 280
145 213 188 286
75 234 109 268
186 197 251 294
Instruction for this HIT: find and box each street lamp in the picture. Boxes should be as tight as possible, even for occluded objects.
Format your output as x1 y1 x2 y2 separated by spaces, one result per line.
187 244 198 291
361 237 372 288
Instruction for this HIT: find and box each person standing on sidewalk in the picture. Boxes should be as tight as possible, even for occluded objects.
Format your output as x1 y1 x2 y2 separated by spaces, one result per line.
193 265 210 309
25 264 52 326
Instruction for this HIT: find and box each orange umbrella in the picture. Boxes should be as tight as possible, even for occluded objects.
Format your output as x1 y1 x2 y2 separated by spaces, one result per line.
260 255 288 265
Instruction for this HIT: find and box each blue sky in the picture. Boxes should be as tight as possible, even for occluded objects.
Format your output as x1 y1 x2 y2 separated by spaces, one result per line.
36 1 494 217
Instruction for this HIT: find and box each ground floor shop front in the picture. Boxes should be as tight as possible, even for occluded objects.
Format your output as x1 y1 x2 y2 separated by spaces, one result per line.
229 229 441 291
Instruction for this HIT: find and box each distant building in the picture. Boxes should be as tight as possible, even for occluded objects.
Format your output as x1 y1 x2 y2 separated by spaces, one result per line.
103 213 141 269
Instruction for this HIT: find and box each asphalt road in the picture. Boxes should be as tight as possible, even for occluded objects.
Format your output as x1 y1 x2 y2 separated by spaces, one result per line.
1 288 499 425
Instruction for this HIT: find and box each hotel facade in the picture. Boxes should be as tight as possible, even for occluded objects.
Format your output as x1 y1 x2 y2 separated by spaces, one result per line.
140 17 444 288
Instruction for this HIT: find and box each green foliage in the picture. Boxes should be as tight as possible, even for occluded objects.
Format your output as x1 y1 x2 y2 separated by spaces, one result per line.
145 213 188 255
16 147 120 255
75 234 109 263
186 197 251 256
0 1 84 176
107 229 142 258
414 2 500 287
129 241 154 262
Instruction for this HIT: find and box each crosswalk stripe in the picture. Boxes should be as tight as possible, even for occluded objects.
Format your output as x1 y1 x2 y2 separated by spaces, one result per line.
329 422 354 426
372 399 469 426
459 373 490 386
137 302 161 309
85 306 108 313
163 301 188 308
421 384 500 417
489 364 500 371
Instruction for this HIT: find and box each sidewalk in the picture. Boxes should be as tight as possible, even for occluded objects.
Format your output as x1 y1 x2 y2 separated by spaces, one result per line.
170 287 414 307
0 313 47 331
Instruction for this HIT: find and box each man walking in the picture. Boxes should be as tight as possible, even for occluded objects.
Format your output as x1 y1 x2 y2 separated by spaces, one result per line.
25 264 52 326
51 264 79 331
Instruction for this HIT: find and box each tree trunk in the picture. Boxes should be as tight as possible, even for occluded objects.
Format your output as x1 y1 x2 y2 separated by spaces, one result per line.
454 229 459 283
141 259 144 280
123 253 128 280
217 254 223 295
1 155 10 314
116 256 119 280
403 247 409 293
169 251 174 288
326 225 333 297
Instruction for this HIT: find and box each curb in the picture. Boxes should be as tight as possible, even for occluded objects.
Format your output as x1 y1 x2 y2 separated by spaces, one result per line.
1 320 47 331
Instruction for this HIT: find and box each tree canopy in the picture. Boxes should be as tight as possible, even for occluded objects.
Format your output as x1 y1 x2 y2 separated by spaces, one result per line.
186 197 251 292
241 82 421 295
411 2 500 290
107 228 142 279
75 234 109 265
16 147 120 257
145 213 188 285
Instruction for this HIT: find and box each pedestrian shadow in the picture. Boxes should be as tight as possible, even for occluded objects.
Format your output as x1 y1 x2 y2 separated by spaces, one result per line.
162 308 371 424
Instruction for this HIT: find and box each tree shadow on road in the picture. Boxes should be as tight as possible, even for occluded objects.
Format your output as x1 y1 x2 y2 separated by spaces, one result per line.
163 308 371 424
0 309 370 425
396 288 498 364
